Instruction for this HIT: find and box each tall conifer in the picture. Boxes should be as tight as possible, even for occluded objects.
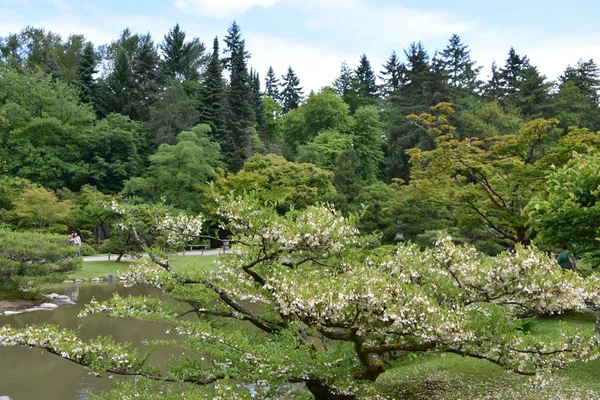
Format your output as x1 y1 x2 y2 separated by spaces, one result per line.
280 66 303 113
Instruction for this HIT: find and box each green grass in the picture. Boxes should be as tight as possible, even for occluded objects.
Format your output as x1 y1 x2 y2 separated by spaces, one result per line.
0 286 46 302
67 254 221 280
372 311 600 399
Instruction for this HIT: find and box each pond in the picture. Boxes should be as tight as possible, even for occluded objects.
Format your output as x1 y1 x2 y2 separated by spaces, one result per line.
0 283 176 400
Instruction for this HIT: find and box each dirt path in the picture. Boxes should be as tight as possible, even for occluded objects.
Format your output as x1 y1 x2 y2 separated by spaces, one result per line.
0 299 43 313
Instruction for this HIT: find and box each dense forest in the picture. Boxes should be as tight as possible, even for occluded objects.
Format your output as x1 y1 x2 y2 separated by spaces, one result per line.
1 22 599 260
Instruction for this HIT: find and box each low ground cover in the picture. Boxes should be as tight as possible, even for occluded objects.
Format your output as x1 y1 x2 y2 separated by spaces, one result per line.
66 255 220 280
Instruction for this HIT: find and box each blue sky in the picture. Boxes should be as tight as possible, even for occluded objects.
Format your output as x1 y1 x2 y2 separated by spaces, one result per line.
1 0 599 91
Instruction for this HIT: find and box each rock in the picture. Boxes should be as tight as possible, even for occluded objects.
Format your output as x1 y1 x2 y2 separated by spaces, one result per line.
74 279 86 283
90 277 102 282
62 280 75 283
2 311 23 316
56 295 72 300
0 395 13 400
37 303 59 310
105 274 116 283
44 293 60 299
23 308 44 312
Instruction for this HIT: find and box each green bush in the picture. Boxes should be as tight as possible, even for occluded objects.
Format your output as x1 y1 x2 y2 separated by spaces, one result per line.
0 229 81 290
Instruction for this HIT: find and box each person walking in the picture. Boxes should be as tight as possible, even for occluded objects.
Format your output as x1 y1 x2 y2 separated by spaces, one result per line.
70 232 82 256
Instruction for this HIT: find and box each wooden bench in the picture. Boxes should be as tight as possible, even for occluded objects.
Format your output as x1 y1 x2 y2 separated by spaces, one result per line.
183 244 209 255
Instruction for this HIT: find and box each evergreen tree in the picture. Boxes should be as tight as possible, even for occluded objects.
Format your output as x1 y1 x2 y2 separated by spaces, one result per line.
333 61 356 103
199 37 227 144
428 52 451 105
76 41 98 104
439 34 481 99
223 21 254 171
555 59 600 129
96 46 135 118
159 23 206 82
280 66 303 113
379 50 404 96
250 68 267 140
500 47 530 97
483 61 504 101
354 54 378 104
131 33 159 121
264 66 280 101
401 41 431 109
560 59 600 105
514 65 552 118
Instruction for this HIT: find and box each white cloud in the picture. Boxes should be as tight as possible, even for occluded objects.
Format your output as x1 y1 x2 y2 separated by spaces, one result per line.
174 0 280 18
286 0 471 52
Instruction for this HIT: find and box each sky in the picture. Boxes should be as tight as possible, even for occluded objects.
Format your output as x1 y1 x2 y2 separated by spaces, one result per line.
1 0 600 92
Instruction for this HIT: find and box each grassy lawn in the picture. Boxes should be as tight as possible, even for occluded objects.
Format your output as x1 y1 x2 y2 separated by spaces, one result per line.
373 310 600 399
67 254 222 280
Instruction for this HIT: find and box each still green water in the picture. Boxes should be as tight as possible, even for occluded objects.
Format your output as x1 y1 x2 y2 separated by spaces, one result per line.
0 283 173 400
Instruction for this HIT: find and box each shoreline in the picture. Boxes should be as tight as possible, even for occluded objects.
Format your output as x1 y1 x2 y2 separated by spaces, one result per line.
0 299 44 313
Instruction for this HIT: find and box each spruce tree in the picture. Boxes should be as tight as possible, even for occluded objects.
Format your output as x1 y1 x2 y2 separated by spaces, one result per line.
159 23 206 82
250 69 267 140
500 47 530 96
379 51 404 96
439 34 481 99
515 65 552 118
223 21 254 171
280 66 303 113
333 61 357 107
264 66 280 102
354 54 378 102
131 33 159 121
560 59 600 105
483 61 504 101
556 59 600 129
96 47 134 118
200 37 227 144
76 41 98 104
401 41 431 109
428 52 451 105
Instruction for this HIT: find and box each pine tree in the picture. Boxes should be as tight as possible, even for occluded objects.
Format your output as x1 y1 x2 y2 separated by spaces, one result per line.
354 54 378 102
483 61 504 101
159 23 206 82
439 34 481 98
223 21 254 171
131 33 159 121
333 61 358 109
500 47 530 96
280 66 303 113
514 65 552 118
76 41 98 104
560 59 600 105
200 37 227 144
264 66 280 102
555 59 600 129
428 52 451 105
379 51 404 96
401 41 431 109
96 46 134 118
250 69 267 140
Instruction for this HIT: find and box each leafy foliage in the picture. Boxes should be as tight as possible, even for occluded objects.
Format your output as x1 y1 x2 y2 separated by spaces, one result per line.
0 229 80 289
527 152 600 267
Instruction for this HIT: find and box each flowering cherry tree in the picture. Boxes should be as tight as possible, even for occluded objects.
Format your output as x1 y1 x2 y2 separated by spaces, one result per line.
2 194 600 399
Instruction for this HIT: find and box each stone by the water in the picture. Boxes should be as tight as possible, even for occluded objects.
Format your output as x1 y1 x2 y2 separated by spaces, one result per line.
37 303 59 309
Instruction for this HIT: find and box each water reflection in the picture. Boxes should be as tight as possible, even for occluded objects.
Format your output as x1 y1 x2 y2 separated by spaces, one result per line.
0 283 172 400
